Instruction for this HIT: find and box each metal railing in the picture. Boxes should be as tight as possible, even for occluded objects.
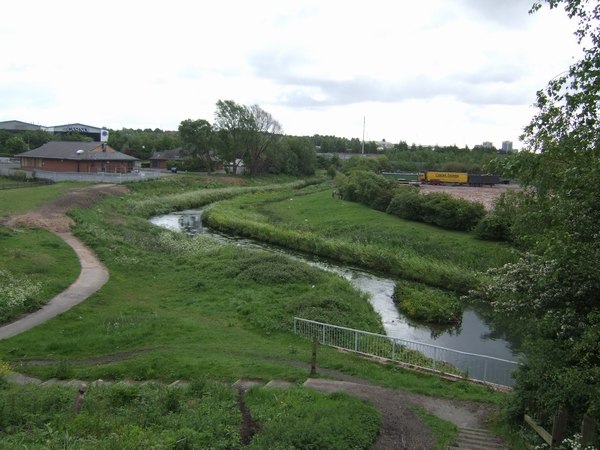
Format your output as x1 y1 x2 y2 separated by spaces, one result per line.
293 317 520 387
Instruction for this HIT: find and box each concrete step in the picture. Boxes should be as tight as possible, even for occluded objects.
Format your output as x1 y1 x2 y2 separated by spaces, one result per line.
40 378 61 386
265 380 294 388
168 380 189 388
233 378 295 391
232 378 263 391
449 427 506 450
4 371 41 385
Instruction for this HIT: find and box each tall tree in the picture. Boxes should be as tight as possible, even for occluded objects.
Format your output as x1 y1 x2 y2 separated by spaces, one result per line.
213 100 282 175
178 119 214 170
478 0 600 437
213 100 254 174
246 104 282 175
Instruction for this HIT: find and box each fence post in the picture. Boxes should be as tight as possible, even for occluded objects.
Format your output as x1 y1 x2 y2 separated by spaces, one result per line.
391 339 396 361
310 336 318 376
73 382 87 414
551 407 568 448
432 347 437 372
483 359 488 383
322 323 326 344
354 330 358 352
581 413 597 446
293 318 297 335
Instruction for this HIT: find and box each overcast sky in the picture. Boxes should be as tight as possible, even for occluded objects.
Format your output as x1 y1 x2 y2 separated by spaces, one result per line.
1 0 580 148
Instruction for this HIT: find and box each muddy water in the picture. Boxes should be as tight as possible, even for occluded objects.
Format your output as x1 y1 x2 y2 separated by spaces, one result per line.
150 210 518 362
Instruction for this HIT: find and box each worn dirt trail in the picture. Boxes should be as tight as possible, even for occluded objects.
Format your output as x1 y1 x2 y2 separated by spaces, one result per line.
0 184 127 339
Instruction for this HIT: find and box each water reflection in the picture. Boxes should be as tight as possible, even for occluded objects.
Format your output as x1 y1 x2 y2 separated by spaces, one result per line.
149 209 518 362
149 210 203 235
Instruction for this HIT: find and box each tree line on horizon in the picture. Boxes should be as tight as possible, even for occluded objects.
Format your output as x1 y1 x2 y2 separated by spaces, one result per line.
0 100 505 176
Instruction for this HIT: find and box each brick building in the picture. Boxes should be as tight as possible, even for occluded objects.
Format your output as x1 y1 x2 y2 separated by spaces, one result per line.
149 147 182 169
16 141 138 173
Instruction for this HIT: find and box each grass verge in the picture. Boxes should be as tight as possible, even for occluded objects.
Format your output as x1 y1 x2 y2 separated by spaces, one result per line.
0 228 80 323
0 181 89 217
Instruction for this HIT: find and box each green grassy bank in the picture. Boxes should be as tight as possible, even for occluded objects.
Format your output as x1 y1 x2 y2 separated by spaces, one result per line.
0 176 516 448
203 185 513 293
0 228 80 323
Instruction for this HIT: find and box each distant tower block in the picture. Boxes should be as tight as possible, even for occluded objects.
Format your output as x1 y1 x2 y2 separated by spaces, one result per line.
502 141 513 153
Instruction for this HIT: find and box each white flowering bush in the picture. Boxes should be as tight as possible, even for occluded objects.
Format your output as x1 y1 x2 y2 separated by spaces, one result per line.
534 434 598 450
155 231 221 256
0 269 42 322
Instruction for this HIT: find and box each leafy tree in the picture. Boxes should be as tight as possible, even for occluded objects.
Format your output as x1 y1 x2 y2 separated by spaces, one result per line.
213 100 254 174
476 0 600 437
4 136 28 155
267 136 316 176
107 128 180 159
178 119 215 170
21 130 52 149
213 100 282 175
246 104 283 174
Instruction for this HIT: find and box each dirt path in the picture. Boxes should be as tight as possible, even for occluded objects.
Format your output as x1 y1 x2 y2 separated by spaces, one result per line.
0 184 127 339
0 232 109 339
2 184 128 232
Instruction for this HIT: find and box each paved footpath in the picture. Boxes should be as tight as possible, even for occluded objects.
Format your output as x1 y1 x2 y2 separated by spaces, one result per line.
0 232 108 340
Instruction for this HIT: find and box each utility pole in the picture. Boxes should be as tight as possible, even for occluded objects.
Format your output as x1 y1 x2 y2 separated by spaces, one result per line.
361 116 365 155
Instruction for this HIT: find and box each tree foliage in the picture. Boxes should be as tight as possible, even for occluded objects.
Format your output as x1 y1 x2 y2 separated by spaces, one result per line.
107 128 180 159
178 119 215 170
213 100 283 175
478 0 600 437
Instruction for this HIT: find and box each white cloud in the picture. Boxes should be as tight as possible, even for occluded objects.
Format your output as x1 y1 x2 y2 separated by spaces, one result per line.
0 0 580 147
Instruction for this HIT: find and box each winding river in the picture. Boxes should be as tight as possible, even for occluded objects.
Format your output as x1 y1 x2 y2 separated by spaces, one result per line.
150 209 519 366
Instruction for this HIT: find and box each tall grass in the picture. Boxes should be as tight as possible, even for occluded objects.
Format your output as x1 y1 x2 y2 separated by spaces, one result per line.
128 177 324 217
0 228 80 323
0 381 242 448
202 189 502 293
245 387 380 449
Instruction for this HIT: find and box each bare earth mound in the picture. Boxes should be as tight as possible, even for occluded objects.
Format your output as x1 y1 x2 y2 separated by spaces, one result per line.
2 184 129 232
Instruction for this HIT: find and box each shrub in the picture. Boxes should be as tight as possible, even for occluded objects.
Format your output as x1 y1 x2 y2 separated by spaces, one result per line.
336 170 396 211
387 189 485 231
386 185 422 220
394 282 461 324
474 213 512 241
419 192 485 231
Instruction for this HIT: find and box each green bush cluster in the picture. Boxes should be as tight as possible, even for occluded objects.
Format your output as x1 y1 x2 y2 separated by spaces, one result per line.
337 171 486 232
393 282 461 324
387 187 485 231
473 213 512 241
336 170 396 211
473 189 520 242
